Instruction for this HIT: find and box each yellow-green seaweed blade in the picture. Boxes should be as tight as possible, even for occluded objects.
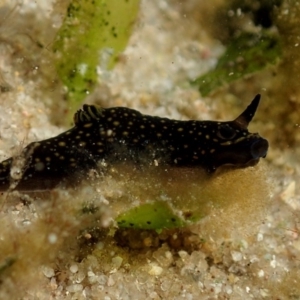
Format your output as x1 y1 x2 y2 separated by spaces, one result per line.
116 201 187 231
193 31 281 96
53 0 140 115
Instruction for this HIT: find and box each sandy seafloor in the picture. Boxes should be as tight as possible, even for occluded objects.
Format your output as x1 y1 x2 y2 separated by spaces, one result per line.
0 1 300 299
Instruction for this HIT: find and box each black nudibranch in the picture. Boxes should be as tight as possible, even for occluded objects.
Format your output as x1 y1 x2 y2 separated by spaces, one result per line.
0 94 268 191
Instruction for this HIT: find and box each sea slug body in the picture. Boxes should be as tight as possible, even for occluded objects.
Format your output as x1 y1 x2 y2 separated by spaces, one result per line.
0 94 268 191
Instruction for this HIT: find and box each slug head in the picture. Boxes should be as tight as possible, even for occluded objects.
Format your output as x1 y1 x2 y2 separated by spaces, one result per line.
204 94 268 172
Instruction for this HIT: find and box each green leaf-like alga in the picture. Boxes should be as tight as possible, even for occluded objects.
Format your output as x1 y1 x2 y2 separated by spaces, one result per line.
193 31 281 96
116 201 187 231
53 0 140 118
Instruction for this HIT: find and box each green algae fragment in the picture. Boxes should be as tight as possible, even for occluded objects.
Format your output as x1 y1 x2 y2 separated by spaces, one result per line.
116 201 187 230
53 0 140 117
193 31 281 96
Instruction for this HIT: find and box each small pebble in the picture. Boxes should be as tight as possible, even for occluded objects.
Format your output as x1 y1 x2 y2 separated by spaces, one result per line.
270 255 277 268
66 284 83 293
42 266 55 278
231 250 242 262
69 264 78 273
258 269 264 277
178 250 188 260
148 265 163 276
107 275 115 286
112 256 123 269
257 232 264 242
48 233 57 244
